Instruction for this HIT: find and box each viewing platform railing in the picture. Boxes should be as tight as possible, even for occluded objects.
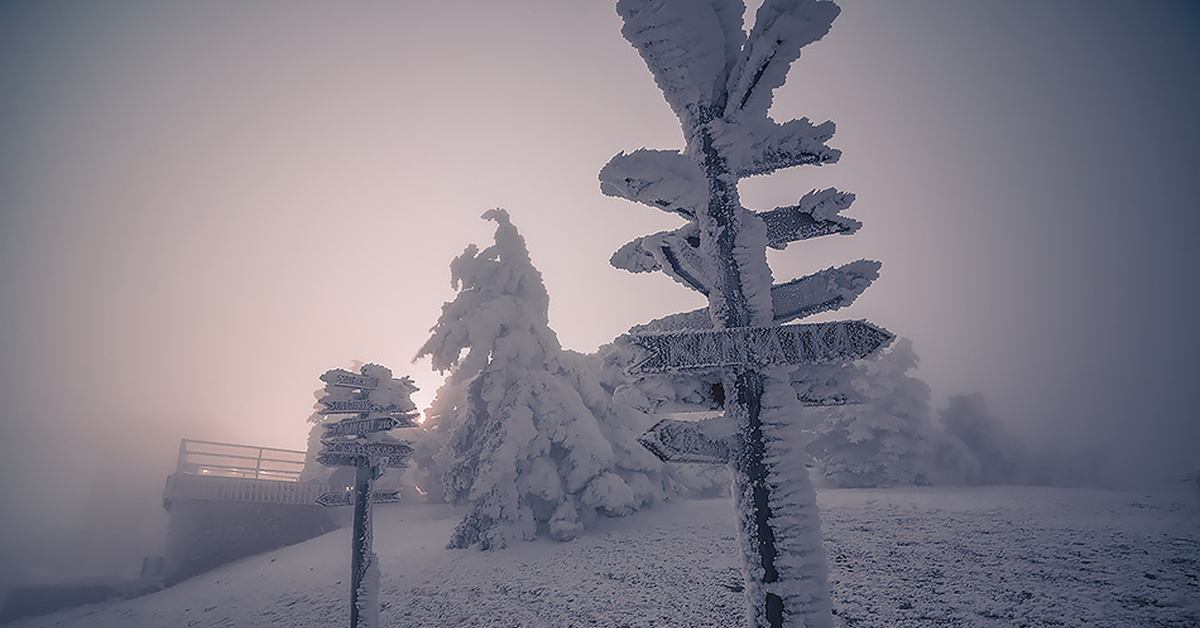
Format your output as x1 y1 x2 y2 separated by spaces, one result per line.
164 439 331 509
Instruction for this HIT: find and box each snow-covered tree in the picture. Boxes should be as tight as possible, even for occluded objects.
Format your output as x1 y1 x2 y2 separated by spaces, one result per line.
806 338 934 488
415 209 659 549
936 393 1030 486
593 341 733 497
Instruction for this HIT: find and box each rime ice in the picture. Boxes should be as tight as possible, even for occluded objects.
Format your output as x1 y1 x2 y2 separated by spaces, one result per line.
607 1 891 626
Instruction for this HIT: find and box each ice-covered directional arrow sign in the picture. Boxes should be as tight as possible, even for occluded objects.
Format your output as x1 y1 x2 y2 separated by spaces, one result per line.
318 398 377 415
319 369 379 390
323 414 417 438
315 489 402 508
628 320 893 374
635 260 880 334
638 418 735 464
316 452 410 469
760 188 861 250
316 440 412 468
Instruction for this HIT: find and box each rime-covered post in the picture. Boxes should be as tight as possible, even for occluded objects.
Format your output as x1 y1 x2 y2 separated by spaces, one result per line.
314 364 419 628
606 2 892 626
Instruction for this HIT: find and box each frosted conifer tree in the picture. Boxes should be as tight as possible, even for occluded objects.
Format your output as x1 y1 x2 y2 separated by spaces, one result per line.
806 338 934 488
416 209 655 549
937 392 1030 486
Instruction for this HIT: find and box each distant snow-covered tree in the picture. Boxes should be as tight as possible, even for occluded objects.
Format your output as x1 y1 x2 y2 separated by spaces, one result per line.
415 209 658 549
936 392 1030 486
806 338 934 488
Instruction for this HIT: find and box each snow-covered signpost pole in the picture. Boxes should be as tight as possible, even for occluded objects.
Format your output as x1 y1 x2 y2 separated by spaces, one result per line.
314 365 418 628
607 2 891 627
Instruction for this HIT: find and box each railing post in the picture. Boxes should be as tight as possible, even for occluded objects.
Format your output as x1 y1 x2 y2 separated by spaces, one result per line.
176 439 189 474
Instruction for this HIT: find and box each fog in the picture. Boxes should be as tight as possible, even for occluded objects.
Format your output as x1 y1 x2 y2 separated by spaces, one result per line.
2 0 1197 582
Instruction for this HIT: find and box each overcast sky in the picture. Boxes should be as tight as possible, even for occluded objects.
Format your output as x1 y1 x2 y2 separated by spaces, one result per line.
2 0 1198 579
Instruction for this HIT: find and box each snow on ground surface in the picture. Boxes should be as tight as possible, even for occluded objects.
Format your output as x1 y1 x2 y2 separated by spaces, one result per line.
8 486 1198 628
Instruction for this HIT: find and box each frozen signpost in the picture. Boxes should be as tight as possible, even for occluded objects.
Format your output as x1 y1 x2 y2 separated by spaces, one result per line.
606 1 891 627
314 365 418 628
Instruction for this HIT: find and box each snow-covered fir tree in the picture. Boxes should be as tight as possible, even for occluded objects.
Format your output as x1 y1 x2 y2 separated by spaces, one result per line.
593 341 733 497
805 338 934 488
415 209 659 549
936 392 1030 486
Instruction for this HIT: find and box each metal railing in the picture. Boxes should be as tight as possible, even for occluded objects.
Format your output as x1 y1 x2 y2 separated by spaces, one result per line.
163 472 331 507
175 439 306 482
164 439 335 509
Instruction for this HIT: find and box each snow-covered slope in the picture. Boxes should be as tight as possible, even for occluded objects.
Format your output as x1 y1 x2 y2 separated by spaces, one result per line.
9 486 1197 628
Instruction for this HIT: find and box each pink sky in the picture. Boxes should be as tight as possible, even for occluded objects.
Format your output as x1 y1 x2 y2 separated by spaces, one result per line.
2 0 1197 579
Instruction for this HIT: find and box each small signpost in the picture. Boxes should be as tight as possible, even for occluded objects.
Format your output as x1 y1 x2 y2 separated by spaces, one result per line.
321 415 417 439
316 489 403 508
637 417 735 465
314 365 418 628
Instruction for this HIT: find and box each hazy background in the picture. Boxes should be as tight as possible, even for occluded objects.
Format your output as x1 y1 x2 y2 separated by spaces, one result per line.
2 0 1197 581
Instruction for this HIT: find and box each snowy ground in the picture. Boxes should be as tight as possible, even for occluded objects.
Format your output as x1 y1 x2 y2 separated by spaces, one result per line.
7 486 1198 628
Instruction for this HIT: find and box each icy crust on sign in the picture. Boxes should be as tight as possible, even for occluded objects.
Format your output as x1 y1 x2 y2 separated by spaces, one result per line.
610 223 717 294
725 0 840 118
610 188 862 286
712 116 841 178
615 0 732 128
770 259 878 323
762 188 860 249
599 148 706 218
629 259 880 335
416 210 667 549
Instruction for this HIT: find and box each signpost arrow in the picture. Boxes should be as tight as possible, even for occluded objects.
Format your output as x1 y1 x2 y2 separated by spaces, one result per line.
316 489 402 508
628 320 893 374
316 452 410 469
318 398 378 415
611 228 715 295
632 260 880 335
313 365 418 628
320 439 413 457
320 368 380 390
317 440 413 469
761 187 860 249
323 414 417 438
638 417 736 464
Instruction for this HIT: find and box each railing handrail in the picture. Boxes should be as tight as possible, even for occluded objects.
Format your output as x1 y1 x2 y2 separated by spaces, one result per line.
176 438 306 481
179 438 310 455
